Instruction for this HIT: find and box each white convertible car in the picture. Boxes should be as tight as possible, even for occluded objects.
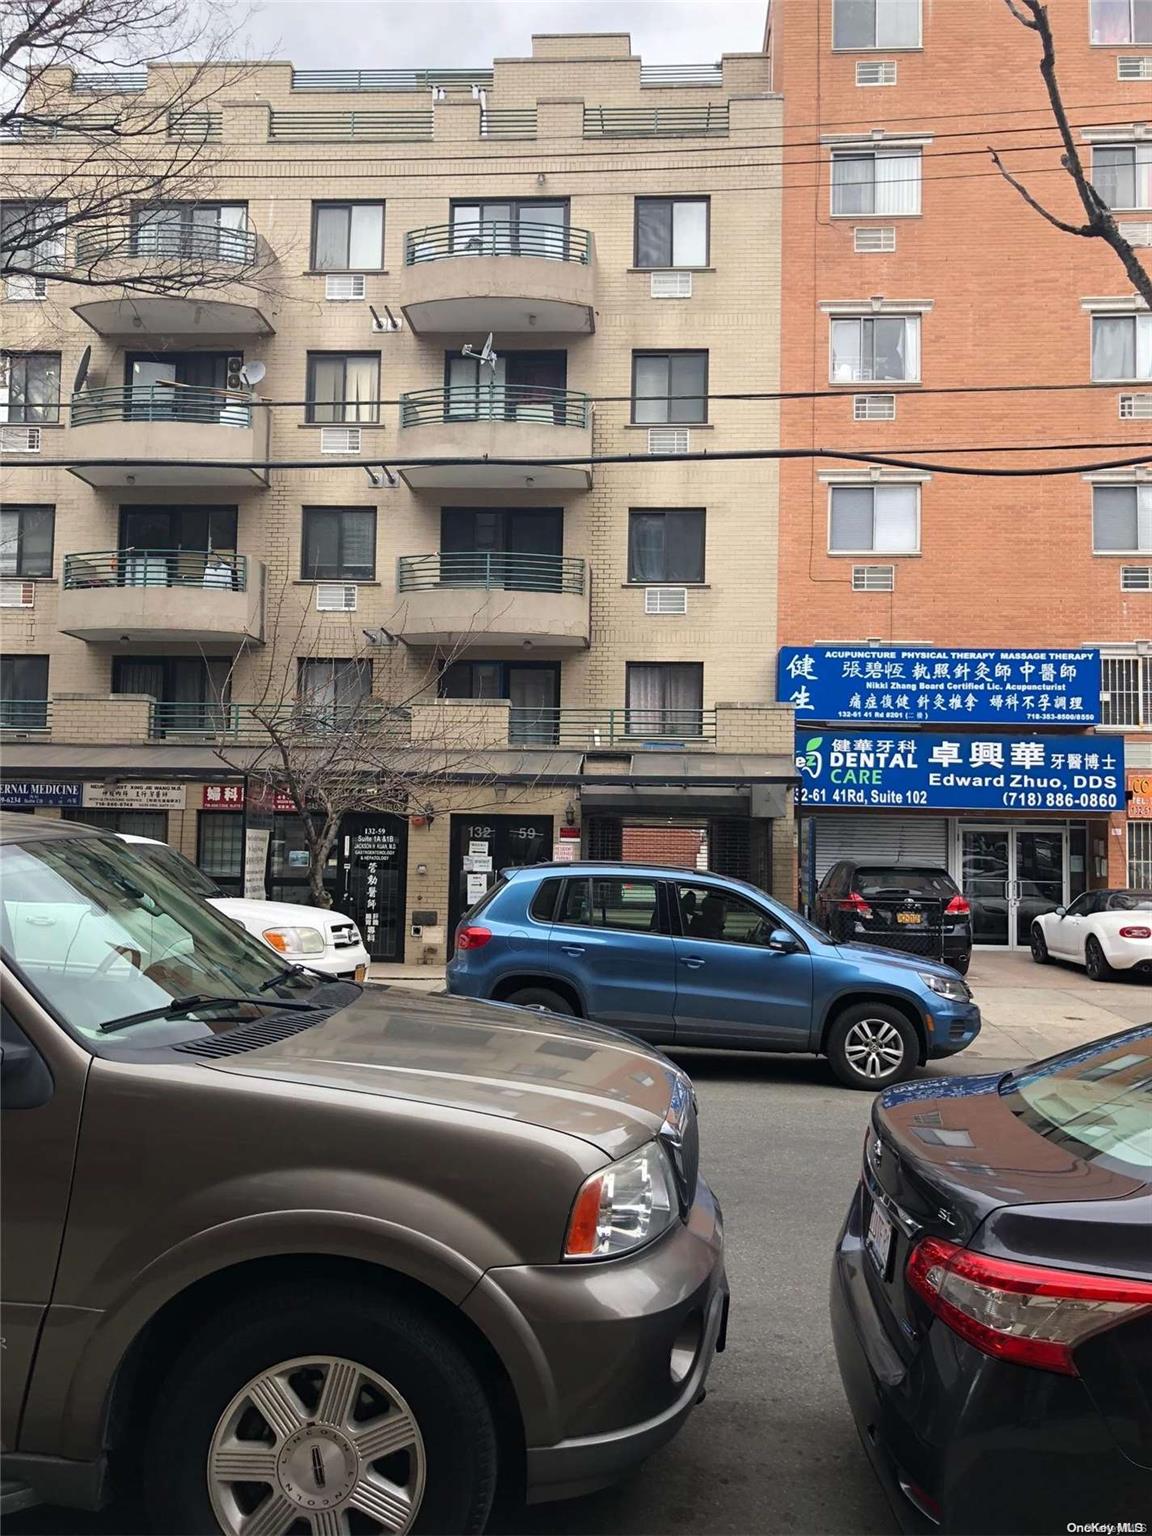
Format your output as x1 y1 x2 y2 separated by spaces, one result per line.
1030 889 1152 982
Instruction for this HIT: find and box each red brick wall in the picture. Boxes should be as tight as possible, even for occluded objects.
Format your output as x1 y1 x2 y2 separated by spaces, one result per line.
621 825 706 869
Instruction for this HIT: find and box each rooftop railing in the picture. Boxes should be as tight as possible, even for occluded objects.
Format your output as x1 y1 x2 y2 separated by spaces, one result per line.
290 68 493 92
583 103 729 137
270 109 433 141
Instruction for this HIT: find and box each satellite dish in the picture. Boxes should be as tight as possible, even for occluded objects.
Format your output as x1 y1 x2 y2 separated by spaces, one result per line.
461 332 498 372
73 345 92 395
240 360 266 387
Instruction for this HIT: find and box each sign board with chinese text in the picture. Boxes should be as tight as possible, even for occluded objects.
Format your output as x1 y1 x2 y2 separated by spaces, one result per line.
779 647 1101 726
201 784 245 811
244 828 270 900
795 730 1124 812
0 781 81 808
83 782 187 811
1129 771 1152 820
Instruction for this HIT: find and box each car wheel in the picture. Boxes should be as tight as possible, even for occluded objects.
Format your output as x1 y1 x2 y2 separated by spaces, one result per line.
1030 925 1050 965
826 1005 918 1090
144 1283 497 1536
1085 937 1115 983
951 952 971 976
505 985 576 1015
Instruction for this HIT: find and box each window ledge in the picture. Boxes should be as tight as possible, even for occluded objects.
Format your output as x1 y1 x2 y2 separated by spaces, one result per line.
1093 551 1152 558
297 422 383 429
830 45 923 54
627 266 716 274
828 379 923 389
4 575 58 584
623 421 714 430
292 578 381 586
621 581 711 589
303 269 389 277
827 550 921 558
829 212 922 221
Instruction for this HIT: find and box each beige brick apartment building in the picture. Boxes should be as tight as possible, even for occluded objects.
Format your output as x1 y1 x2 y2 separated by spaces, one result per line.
0 33 797 962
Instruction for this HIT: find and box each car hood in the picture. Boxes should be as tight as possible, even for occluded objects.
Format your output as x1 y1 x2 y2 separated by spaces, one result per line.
834 941 960 983
200 987 682 1159
211 896 358 937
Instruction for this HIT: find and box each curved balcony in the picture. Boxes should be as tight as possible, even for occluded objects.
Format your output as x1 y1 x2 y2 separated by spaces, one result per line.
400 221 595 334
58 549 266 645
68 386 270 488
395 551 590 648
398 385 593 490
71 222 274 340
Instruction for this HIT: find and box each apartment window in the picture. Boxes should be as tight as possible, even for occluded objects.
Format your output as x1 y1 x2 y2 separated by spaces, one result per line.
831 148 922 215
1093 313 1152 380
301 507 377 580
133 203 250 262
0 655 48 729
1092 143 1152 210
439 660 559 745
625 662 704 736
311 203 385 270
1130 821 1152 887
1093 484 1152 551
831 315 920 382
634 198 709 268
628 509 706 582
298 659 372 727
0 352 60 423
0 201 65 272
829 484 920 553
306 353 380 423
1091 0 1152 45
631 351 708 423
448 200 569 258
0 505 53 576
833 0 921 49
113 656 231 735
1101 654 1152 727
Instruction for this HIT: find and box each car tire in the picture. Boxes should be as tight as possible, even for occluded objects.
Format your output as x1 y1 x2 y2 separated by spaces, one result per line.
1085 936 1116 984
826 1005 919 1090
951 952 971 976
1030 925 1050 965
505 985 576 1016
143 1282 498 1536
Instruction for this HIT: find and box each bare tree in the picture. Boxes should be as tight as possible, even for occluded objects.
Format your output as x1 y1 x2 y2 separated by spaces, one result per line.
991 0 1152 310
0 0 271 296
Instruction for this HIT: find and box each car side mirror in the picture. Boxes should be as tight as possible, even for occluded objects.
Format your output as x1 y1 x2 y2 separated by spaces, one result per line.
0 1036 54 1110
766 928 802 954
1055 906 1067 918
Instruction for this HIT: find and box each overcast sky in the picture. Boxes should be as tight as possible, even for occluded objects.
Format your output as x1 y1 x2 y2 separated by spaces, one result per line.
233 1 766 67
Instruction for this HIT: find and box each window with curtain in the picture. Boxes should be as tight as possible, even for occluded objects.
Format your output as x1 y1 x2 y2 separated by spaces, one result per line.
633 198 709 268
301 507 377 580
1092 314 1152 381
0 505 53 576
0 201 65 271
625 663 704 736
1092 144 1152 211
306 354 380 423
298 659 372 727
628 509 706 582
831 316 920 382
311 203 385 270
0 352 60 424
439 661 559 744
449 200 569 258
113 657 231 735
133 203 249 262
831 150 922 216
0 654 48 728
832 0 922 48
1090 0 1152 44
1093 485 1152 552
631 352 708 423
829 485 920 552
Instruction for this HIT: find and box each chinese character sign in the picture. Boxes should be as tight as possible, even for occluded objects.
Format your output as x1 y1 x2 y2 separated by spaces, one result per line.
794 731 1124 812
778 647 1101 726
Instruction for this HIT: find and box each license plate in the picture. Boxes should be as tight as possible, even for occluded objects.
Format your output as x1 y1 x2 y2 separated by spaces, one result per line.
896 911 923 925
354 965 367 982
866 1200 894 1276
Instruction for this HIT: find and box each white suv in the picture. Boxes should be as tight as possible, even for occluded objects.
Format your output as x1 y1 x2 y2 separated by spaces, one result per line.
116 834 370 980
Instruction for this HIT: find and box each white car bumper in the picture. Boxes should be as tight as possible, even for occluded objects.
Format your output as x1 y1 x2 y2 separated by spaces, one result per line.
1100 930 1152 973
304 942 371 980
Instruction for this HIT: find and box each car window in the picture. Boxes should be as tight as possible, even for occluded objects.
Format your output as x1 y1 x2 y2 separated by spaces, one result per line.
816 864 839 896
1064 893 1094 917
676 884 771 946
1002 1032 1152 1174
854 867 957 899
132 841 222 899
529 877 562 922
557 877 663 933
1104 891 1152 912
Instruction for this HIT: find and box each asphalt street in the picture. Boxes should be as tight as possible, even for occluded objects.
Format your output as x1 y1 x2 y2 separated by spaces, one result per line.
10 1050 1022 1536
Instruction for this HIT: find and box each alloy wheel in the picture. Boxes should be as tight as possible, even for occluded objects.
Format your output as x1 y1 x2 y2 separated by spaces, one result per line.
843 1018 906 1081
1085 940 1105 982
207 1355 426 1536
1031 929 1048 963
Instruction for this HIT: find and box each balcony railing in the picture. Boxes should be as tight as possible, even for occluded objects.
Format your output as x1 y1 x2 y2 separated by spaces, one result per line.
0 700 50 732
74 221 257 266
290 68 493 92
583 103 729 137
73 70 148 92
640 63 723 86
150 701 411 741
480 109 537 140
269 110 433 141
405 220 591 265
397 551 585 594
505 708 716 748
63 549 248 592
400 385 590 429
71 385 255 427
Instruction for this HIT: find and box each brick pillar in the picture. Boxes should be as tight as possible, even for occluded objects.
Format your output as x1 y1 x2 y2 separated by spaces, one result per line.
52 694 153 744
536 99 585 140
433 98 481 141
714 701 795 754
409 698 511 749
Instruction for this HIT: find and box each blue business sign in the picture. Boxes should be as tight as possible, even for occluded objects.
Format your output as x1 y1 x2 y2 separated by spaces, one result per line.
794 731 1124 813
778 646 1101 726
0 780 82 809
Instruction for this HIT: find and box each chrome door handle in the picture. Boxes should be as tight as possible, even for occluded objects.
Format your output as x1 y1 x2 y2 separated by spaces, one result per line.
562 945 585 957
680 956 706 969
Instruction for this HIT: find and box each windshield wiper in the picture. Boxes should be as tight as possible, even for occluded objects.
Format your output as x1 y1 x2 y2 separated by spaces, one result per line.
99 992 322 1035
258 963 319 993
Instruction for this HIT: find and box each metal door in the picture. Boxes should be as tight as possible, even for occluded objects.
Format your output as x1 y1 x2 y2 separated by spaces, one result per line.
338 814 407 962
960 825 1068 949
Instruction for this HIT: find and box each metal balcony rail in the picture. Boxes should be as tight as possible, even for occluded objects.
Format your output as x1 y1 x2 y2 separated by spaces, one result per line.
74 221 257 266
64 549 248 592
0 700 50 731
480 108 537 139
291 68 493 92
583 103 729 137
150 701 411 740
166 110 223 140
270 109 434 141
0 112 120 140
400 384 590 429
71 384 255 428
73 71 148 92
640 63 724 86
397 551 585 594
511 707 716 748
404 220 590 265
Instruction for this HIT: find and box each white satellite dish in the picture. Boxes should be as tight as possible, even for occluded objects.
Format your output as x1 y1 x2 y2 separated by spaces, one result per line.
461 333 497 372
240 360 266 387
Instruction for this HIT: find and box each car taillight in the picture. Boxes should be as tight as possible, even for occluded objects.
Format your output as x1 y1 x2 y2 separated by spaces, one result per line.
1119 925 1151 939
838 891 873 918
944 894 970 915
906 1236 1152 1376
455 925 492 951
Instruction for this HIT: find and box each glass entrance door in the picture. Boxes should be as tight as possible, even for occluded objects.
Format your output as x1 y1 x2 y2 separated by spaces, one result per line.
1014 829 1066 948
960 826 1068 949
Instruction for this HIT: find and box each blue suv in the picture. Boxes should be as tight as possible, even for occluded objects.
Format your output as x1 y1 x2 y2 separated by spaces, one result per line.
447 863 981 1090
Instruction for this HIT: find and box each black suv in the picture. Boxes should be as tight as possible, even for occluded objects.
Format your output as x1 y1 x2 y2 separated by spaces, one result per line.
813 861 973 974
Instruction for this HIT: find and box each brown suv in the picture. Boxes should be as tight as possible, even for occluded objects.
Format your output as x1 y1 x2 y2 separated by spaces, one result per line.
0 815 727 1534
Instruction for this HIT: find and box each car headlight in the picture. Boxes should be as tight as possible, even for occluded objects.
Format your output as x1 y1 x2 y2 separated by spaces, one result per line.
563 1140 678 1260
919 971 971 1002
262 925 326 957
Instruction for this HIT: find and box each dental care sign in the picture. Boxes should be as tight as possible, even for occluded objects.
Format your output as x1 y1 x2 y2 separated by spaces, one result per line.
794 731 1124 812
778 647 1101 726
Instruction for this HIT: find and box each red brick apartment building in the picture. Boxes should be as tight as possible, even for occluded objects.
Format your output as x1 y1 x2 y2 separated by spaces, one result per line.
768 0 1152 947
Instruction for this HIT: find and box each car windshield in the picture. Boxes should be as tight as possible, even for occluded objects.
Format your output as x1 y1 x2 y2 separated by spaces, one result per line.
129 841 222 899
1001 1030 1152 1174
854 867 956 899
0 831 328 1043
1103 891 1152 912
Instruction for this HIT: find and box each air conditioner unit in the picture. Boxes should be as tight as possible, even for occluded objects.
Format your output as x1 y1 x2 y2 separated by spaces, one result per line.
1117 56 1152 79
854 394 896 420
851 565 895 592
650 270 692 299
853 226 896 253
647 426 690 455
320 426 362 453
325 273 366 301
225 354 244 390
0 580 34 608
0 426 41 453
1121 566 1152 591
315 583 358 612
4 274 45 301
856 59 897 85
1116 220 1152 247
644 585 688 615
1120 393 1152 420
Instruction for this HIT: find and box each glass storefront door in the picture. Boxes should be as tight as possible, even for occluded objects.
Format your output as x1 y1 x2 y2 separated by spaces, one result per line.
960 826 1068 949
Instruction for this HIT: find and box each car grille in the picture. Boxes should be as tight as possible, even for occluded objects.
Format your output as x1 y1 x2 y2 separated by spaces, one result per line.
329 923 360 949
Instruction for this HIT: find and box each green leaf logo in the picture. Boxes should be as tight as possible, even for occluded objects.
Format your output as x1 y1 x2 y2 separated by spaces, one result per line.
805 737 823 754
